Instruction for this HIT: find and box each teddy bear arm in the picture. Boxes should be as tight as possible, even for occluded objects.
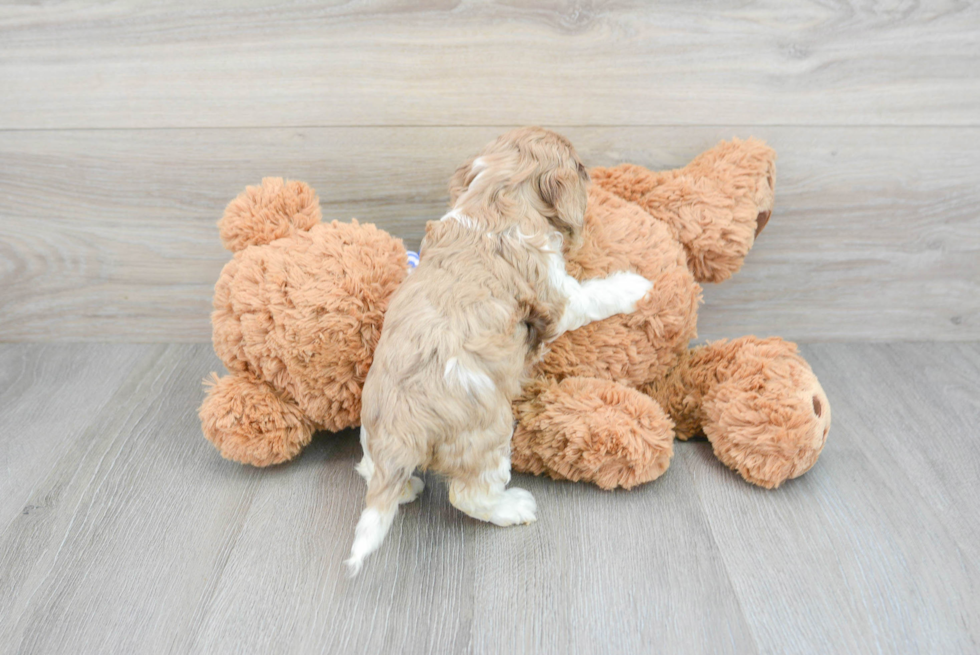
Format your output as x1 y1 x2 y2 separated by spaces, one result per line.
512 376 675 490
199 371 316 467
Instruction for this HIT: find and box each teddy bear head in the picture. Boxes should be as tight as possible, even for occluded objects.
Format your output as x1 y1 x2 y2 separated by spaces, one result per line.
211 178 408 434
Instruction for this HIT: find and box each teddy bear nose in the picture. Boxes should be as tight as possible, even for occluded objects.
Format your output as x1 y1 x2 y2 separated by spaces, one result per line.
755 210 771 237
812 395 823 417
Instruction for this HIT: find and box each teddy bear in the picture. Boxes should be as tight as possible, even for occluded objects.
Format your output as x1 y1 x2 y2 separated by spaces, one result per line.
200 137 831 490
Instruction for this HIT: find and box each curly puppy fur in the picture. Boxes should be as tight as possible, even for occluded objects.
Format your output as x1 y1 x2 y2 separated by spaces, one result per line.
347 128 652 574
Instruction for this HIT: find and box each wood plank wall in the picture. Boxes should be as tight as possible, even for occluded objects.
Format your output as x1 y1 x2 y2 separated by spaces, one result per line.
1 1 978 342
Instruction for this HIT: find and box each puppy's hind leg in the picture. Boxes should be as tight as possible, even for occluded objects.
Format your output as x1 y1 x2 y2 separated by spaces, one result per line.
356 426 424 505
399 476 425 504
448 424 537 527
347 433 424 576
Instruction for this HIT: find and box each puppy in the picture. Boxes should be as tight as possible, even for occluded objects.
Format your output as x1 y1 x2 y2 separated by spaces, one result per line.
346 127 653 575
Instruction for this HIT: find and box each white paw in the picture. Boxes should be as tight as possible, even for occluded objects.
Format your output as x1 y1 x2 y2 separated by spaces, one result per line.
488 487 537 527
398 476 425 504
607 271 653 312
354 455 374 482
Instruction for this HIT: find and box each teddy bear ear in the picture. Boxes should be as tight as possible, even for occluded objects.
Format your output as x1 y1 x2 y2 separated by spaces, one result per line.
218 178 321 252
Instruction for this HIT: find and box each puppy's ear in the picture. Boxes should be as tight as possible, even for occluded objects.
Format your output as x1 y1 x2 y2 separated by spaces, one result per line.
539 163 590 241
522 298 558 350
448 157 476 205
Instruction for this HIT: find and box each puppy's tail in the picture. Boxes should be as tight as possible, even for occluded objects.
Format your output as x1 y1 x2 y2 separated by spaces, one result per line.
345 462 413 577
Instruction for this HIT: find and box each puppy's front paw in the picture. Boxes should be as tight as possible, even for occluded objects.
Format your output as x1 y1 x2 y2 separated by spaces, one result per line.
607 271 654 313
489 487 537 527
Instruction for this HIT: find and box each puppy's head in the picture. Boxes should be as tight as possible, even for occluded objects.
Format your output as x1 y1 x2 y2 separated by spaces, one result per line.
450 127 590 246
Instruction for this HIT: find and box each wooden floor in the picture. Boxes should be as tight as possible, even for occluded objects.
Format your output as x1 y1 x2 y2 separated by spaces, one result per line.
1 342 978 654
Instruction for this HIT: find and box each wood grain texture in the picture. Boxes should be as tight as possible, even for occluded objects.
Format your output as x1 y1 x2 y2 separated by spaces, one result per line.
0 344 755 654
1 1 978 129
0 344 149 528
2 126 978 342
679 342 980 653
1 342 979 653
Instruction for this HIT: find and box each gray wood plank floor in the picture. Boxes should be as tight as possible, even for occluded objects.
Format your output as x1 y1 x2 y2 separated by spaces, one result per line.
1 342 978 654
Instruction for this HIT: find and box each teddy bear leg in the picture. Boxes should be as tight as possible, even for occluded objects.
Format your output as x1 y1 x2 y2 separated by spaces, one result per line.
589 138 776 283
680 138 776 237
512 377 675 490
674 337 831 488
199 372 316 466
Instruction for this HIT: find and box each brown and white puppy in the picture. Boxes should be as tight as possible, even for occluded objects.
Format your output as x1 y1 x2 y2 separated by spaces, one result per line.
346 127 652 574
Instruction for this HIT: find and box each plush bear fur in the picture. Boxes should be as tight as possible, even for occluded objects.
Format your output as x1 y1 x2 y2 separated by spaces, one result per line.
200 138 831 490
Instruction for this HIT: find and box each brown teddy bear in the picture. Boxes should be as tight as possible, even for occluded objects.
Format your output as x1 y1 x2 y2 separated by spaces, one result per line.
200 138 830 490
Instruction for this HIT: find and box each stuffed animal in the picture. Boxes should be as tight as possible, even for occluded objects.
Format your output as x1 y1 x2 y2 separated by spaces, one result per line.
200 138 830 490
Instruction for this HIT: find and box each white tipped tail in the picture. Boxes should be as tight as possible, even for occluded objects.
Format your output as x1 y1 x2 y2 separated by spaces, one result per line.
345 505 398 577
347 424 417 577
